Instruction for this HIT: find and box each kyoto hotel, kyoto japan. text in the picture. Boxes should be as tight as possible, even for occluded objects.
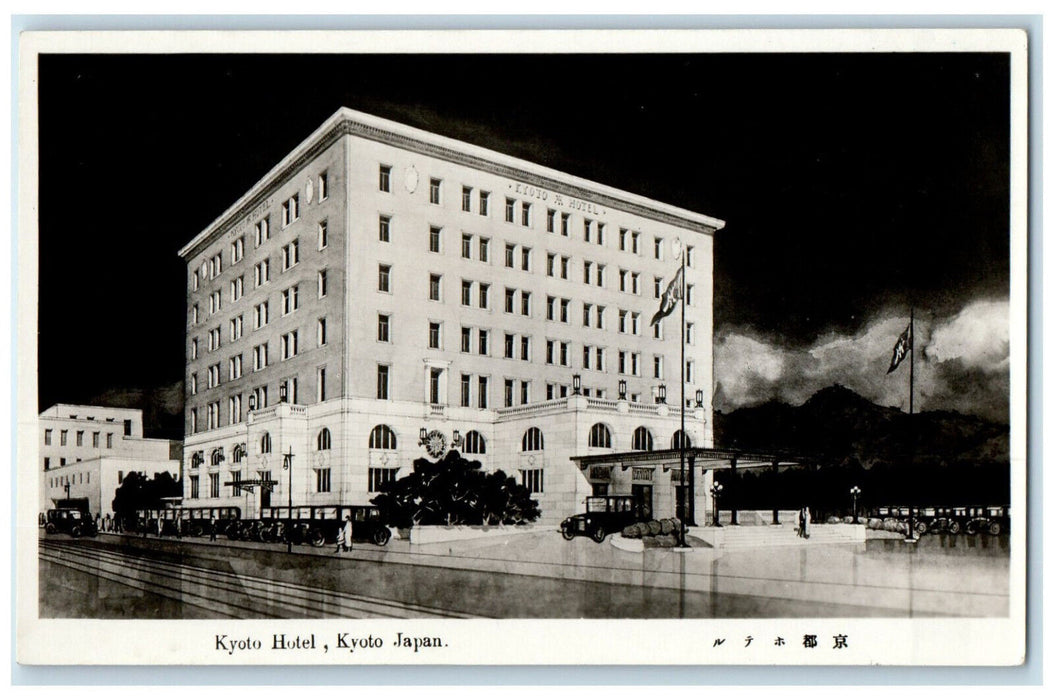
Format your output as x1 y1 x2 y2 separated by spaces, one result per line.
178 108 726 526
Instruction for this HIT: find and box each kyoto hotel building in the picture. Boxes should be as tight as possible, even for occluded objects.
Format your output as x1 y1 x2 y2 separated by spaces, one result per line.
178 108 725 525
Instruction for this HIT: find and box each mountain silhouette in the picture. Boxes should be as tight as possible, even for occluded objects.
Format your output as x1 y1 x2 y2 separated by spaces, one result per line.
714 384 1009 468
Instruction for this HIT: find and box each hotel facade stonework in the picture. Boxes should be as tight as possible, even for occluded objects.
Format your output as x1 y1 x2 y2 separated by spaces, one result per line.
178 108 725 525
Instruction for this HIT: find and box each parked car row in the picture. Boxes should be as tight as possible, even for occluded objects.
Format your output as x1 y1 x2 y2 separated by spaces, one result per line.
870 505 1009 536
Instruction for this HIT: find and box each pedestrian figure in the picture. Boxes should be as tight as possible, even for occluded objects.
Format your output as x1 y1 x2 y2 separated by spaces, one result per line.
157 516 164 538
803 506 811 539
102 513 110 533
798 507 807 538
95 513 101 532
174 514 182 540
209 516 218 541
336 514 353 553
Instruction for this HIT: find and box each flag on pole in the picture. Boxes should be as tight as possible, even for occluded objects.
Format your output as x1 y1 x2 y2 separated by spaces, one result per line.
887 323 913 373
650 266 684 327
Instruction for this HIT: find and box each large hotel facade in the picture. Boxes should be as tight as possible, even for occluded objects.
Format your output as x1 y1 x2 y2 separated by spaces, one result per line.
178 108 725 525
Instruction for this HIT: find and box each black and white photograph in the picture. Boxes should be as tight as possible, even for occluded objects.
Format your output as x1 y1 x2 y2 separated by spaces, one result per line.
16 28 1028 666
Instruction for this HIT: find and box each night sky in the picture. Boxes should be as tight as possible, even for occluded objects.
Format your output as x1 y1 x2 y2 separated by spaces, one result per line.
36 53 1011 432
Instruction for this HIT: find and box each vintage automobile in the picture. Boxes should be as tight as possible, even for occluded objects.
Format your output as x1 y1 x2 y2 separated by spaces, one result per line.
561 495 646 543
44 508 97 538
966 505 1009 536
259 504 392 546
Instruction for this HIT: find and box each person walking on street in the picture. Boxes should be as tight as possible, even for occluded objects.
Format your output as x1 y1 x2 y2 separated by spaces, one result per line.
797 507 805 538
209 516 218 541
157 516 164 538
335 514 353 553
803 506 811 539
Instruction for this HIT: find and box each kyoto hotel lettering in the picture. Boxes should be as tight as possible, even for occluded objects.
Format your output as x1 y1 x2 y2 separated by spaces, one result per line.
178 108 726 525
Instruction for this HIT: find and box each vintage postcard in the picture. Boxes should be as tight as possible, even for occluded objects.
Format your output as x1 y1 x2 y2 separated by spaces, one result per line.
15 28 1028 666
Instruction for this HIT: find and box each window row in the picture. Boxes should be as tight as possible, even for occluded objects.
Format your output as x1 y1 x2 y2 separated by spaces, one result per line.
42 429 115 449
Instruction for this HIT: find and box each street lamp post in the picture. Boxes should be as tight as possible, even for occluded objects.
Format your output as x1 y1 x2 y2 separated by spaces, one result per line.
283 446 294 554
850 485 861 524
710 483 723 527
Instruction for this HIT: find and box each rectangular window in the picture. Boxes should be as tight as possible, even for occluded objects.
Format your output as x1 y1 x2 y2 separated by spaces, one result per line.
369 468 399 493
631 272 640 294
687 361 695 383
378 215 391 242
229 354 243 380
632 231 641 254
560 342 569 367
461 373 471 407
282 194 299 227
44 429 52 446
429 178 441 205
619 310 627 333
546 253 556 277
281 331 299 360
546 339 555 364
462 186 472 212
561 213 570 236
479 237 490 262
229 394 243 424
504 333 515 359
687 322 695 345
318 171 328 201
429 274 442 301
583 261 592 285
107 433 113 448
584 218 592 242
230 471 241 497
92 431 100 448
191 271 199 291
520 381 530 405
654 319 663 340
461 326 472 353
583 303 592 327
479 283 490 309
378 264 391 292
254 260 270 287
377 314 390 342
210 473 220 499
654 356 663 379
583 345 591 370
520 291 531 317
619 228 628 251
654 237 663 260
429 322 442 349
190 410 198 434
252 344 268 371
190 475 199 499
379 165 391 192
504 379 514 408
521 247 531 271
317 317 327 346
521 202 531 227
686 245 694 267
596 347 605 371
632 312 641 335
318 270 328 298
546 209 555 233
687 284 695 306
478 376 489 409
478 330 489 355
462 233 472 259
281 285 300 315
505 198 515 223
561 256 569 279
461 279 473 305
318 220 328 250
505 288 515 313
560 298 570 323
597 223 605 245
618 351 626 374
505 243 515 268
546 296 555 321
282 239 300 270
596 264 605 287
230 277 244 302
231 236 244 263
632 353 640 376
429 226 442 253
316 468 332 493
317 367 326 402
430 368 442 405
479 191 489 216
255 217 270 247
377 365 390 400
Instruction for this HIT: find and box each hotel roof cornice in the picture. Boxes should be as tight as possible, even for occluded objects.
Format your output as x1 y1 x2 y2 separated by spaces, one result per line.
179 107 726 260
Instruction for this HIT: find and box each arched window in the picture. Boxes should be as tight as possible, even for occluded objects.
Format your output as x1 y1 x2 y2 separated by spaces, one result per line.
369 425 397 450
317 428 332 451
632 426 654 451
260 432 272 454
671 430 692 450
231 443 245 464
210 448 224 466
588 423 612 448
463 430 486 454
522 427 544 452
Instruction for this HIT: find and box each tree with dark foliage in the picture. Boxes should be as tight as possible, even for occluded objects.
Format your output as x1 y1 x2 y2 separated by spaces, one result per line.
371 451 541 528
111 471 183 526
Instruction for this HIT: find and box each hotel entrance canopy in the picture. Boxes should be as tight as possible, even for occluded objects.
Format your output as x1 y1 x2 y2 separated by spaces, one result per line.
570 447 801 473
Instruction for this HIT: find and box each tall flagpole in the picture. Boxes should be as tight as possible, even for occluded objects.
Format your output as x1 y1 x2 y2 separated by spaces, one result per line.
678 244 687 548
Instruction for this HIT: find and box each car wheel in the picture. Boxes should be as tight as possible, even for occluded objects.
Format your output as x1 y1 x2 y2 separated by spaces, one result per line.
71 525 82 538
372 528 391 546
590 526 607 543
561 523 576 541
966 521 978 535
45 523 56 535
988 522 1002 536
309 529 325 548
916 521 928 535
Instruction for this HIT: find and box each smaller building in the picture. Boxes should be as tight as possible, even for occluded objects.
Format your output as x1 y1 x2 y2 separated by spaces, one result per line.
39 404 182 518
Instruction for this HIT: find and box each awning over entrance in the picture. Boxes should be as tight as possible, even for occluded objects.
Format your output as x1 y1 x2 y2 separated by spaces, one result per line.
570 447 801 472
